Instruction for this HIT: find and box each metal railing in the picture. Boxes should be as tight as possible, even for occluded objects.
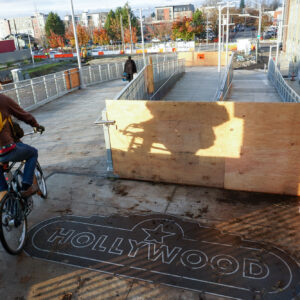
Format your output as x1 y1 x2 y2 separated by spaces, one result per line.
215 53 234 101
268 58 300 103
0 60 146 111
115 58 185 100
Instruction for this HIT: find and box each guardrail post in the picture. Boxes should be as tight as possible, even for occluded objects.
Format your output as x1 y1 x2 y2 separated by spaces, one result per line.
99 65 102 82
14 82 21 106
31 80 37 104
43 76 49 98
62 73 67 91
102 109 115 176
107 64 111 80
89 66 93 84
54 73 58 94
115 63 118 78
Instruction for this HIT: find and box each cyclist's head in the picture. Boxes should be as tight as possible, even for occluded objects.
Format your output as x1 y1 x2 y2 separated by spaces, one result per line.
128 56 131 60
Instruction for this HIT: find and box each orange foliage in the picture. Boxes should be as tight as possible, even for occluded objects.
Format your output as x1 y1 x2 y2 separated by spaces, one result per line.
93 28 109 45
65 24 90 47
48 31 65 48
124 27 137 43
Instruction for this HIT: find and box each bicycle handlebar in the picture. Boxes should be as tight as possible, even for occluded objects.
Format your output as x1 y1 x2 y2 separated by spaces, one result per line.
23 130 42 137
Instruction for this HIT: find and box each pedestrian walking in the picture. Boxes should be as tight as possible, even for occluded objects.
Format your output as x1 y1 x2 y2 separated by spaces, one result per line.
124 56 137 82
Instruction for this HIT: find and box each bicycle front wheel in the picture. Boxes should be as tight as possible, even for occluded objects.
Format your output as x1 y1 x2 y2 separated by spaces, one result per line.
0 193 27 255
35 162 47 199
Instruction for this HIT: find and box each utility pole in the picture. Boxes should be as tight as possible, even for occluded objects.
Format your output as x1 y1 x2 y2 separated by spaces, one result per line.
128 8 134 54
139 8 146 66
27 32 35 64
70 0 85 88
206 13 209 45
218 5 222 73
120 15 125 53
257 3 262 51
226 3 229 66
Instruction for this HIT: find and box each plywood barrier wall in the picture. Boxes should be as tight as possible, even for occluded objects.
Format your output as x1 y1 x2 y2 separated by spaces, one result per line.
177 51 227 67
106 100 300 196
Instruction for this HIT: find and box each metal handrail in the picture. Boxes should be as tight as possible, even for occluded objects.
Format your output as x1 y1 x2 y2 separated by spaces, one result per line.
215 53 234 101
115 58 185 101
114 65 147 100
268 58 300 103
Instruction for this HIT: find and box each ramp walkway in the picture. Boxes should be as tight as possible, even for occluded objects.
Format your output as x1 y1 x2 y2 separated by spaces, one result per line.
163 66 221 101
227 69 282 102
163 67 281 102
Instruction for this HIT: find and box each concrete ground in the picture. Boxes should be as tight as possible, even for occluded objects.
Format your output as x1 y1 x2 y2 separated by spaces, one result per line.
163 66 221 101
227 69 282 102
0 79 299 300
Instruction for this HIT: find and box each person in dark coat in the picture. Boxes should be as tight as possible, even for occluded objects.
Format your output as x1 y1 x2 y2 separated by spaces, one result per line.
124 56 137 82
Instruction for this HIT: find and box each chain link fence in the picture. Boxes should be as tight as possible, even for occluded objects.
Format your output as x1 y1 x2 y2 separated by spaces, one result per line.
268 58 300 103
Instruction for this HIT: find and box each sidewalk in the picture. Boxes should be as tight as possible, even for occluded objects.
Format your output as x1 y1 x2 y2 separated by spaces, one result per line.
0 79 299 300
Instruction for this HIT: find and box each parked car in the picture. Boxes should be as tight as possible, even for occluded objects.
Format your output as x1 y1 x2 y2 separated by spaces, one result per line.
151 38 161 43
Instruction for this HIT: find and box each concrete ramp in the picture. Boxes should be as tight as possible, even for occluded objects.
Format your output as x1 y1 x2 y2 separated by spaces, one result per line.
163 66 220 102
227 69 282 102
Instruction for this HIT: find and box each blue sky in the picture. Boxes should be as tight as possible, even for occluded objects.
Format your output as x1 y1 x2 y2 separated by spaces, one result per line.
0 0 203 18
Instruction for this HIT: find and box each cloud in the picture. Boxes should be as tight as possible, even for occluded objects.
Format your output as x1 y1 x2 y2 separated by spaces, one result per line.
0 0 202 18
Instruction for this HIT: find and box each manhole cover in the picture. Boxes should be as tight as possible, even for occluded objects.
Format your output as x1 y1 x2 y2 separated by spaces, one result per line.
25 214 300 299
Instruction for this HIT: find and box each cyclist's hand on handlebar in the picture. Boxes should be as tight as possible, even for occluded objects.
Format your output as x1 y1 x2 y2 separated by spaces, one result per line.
34 125 45 134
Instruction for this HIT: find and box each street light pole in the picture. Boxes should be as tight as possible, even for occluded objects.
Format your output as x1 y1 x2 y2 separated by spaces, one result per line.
27 32 35 65
139 8 146 66
218 5 222 73
257 4 262 50
70 0 84 88
206 13 209 45
226 4 229 66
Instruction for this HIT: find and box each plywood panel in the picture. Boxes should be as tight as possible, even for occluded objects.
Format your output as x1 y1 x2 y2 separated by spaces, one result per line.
177 51 227 67
106 101 300 196
106 101 232 188
224 103 300 195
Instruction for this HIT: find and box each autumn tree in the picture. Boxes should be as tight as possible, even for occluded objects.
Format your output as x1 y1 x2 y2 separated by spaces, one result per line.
65 24 90 47
48 30 65 48
146 23 172 41
104 2 139 42
93 28 110 45
45 12 65 37
171 14 204 41
124 27 137 43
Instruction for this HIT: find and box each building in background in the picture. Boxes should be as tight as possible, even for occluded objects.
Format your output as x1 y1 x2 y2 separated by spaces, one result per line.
64 11 108 29
0 13 47 41
155 4 195 22
282 0 300 63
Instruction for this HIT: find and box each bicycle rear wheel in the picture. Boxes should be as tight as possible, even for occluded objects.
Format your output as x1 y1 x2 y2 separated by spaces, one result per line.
35 162 47 199
0 193 27 255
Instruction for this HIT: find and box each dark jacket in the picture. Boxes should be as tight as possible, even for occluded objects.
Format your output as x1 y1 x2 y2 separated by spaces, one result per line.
0 94 39 147
124 59 137 75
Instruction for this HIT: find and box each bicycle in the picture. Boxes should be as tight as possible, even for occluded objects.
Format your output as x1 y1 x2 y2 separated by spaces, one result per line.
0 131 47 255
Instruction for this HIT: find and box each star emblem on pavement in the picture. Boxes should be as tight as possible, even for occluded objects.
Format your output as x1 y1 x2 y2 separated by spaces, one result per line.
142 224 176 244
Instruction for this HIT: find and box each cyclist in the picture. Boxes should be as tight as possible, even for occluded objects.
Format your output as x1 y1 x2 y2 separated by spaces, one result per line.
0 94 44 201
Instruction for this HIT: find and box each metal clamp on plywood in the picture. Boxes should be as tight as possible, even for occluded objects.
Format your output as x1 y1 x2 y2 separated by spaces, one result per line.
94 120 116 126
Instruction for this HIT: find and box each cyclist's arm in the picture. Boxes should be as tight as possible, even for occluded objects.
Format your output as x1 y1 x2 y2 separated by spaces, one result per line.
5 95 39 128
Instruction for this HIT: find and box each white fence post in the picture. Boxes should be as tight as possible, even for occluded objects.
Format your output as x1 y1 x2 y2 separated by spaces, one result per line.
43 76 49 98
31 80 37 104
54 73 58 94
99 65 102 82
107 64 111 80
89 66 93 84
